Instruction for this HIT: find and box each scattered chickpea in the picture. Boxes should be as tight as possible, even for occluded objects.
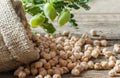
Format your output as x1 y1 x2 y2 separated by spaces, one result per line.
108 69 116 77
13 31 120 77
73 52 82 60
54 68 61 74
113 65 120 73
113 44 120 53
91 49 100 58
102 48 108 55
71 68 80 76
39 68 47 76
43 53 51 60
80 62 88 70
44 62 51 69
99 34 106 40
24 68 30 75
90 29 97 36
104 51 112 58
93 40 100 46
100 40 108 47
108 61 115 68
31 68 38 76
47 69 54 76
88 61 94 69
18 71 26 78
67 62 75 70
34 61 43 69
84 44 92 51
101 61 109 70
62 31 70 36
94 63 102 70
115 60 120 66
35 74 43 78
59 59 68 67
109 56 116 62
53 74 61 78
72 46 81 52
44 75 52 78
85 38 93 44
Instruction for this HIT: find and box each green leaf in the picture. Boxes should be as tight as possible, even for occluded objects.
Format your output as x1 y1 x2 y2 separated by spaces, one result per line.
33 0 45 4
68 3 80 10
41 23 56 34
26 5 42 15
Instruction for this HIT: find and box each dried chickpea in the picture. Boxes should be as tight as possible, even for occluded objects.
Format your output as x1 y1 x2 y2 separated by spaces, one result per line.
40 59 47 65
101 61 109 69
48 60 56 66
50 51 57 58
91 49 100 58
71 68 80 76
90 29 97 36
100 40 108 47
35 74 43 78
84 50 92 59
53 74 61 78
108 61 115 68
24 68 30 75
108 69 116 77
39 68 47 76
18 71 26 78
59 51 68 60
88 61 94 69
62 67 69 74
74 64 82 72
44 62 51 69
44 75 52 78
84 44 92 51
93 40 100 46
62 31 70 36
113 65 120 73
99 34 106 40
85 38 93 44
102 48 108 55
54 68 61 74
43 53 51 60
64 46 72 51
81 56 89 62
69 55 77 62
31 68 38 76
94 63 102 70
115 60 120 66
14 68 23 76
113 44 120 53
109 56 116 62
80 62 88 70
71 36 79 42
34 61 43 69
72 46 81 52
47 69 54 76
104 51 112 58
73 52 82 60
67 62 75 70
59 59 68 67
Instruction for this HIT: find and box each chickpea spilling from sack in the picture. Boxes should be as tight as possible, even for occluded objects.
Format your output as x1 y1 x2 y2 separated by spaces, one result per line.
14 29 120 78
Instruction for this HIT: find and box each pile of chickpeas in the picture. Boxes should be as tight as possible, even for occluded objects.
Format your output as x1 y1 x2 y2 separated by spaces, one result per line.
14 29 120 78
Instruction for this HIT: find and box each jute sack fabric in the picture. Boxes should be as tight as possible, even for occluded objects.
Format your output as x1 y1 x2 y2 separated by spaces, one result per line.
0 0 39 72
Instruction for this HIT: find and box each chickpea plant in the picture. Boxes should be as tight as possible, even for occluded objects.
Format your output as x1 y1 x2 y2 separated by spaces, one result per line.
22 0 90 33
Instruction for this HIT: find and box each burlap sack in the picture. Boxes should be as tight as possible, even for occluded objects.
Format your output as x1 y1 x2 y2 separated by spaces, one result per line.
0 0 40 72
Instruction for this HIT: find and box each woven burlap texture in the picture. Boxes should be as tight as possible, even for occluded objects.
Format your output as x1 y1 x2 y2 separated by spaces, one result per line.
0 0 39 72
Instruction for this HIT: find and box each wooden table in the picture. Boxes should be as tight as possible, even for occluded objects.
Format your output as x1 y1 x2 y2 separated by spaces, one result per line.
1 24 120 78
